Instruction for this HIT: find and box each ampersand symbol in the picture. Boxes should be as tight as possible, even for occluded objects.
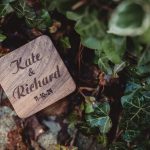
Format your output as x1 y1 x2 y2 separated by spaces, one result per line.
29 68 35 76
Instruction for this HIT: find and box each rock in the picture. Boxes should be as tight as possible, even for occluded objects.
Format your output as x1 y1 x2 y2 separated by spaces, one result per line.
0 106 17 149
38 131 57 149
37 117 62 149
43 117 61 135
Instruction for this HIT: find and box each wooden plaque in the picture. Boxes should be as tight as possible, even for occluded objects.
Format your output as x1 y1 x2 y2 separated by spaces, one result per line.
0 35 76 118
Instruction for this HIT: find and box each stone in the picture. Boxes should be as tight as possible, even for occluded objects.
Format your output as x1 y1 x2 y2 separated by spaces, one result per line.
38 131 57 149
0 106 17 149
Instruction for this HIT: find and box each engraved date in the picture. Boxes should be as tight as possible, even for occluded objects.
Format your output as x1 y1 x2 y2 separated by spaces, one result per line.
34 88 53 101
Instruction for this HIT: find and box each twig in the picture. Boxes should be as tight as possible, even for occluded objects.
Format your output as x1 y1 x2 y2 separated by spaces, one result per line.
70 129 78 146
76 43 84 74
113 115 123 142
72 0 87 10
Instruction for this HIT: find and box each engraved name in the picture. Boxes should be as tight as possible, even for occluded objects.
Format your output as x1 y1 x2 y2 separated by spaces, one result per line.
13 65 61 99
10 53 42 74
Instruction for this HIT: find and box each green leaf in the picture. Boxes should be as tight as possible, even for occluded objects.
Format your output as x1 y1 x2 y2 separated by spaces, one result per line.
11 0 51 30
86 102 112 134
85 102 94 114
113 61 126 77
138 47 150 66
60 36 71 49
101 35 126 64
84 96 95 114
121 81 150 133
11 0 36 23
66 11 82 21
124 82 141 94
121 89 150 123
0 2 13 17
34 9 51 30
97 134 108 147
81 37 102 50
0 34 6 42
108 1 150 36
137 63 150 75
2 0 15 3
139 27 150 43
42 0 75 14
137 47 150 74
123 130 140 142
95 48 113 74
98 56 112 74
67 111 79 129
75 10 105 50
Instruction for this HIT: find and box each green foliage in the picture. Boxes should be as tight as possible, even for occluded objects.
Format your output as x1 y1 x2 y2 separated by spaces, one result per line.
97 52 113 74
60 36 71 49
0 0 14 17
0 0 51 30
113 61 126 77
123 130 140 142
137 46 150 74
41 0 75 14
117 79 150 149
86 102 112 134
139 27 150 43
67 10 106 50
66 11 82 22
0 0 150 149
101 35 126 64
10 0 51 30
0 33 6 42
108 0 150 36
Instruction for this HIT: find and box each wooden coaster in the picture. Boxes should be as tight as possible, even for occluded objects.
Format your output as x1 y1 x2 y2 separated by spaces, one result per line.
0 35 76 118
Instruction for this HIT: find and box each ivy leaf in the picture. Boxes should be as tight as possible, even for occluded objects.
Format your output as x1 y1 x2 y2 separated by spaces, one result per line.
98 56 112 75
95 48 112 74
75 10 105 50
60 36 71 49
113 61 126 77
10 0 36 24
34 9 51 30
101 35 126 64
86 102 112 134
123 130 140 142
139 27 150 44
0 34 6 42
137 64 150 75
108 1 150 36
1 0 15 2
84 96 95 114
11 0 51 30
121 81 150 133
121 88 150 123
42 0 75 14
138 48 150 66
85 102 94 114
124 82 141 94
0 2 13 17
66 11 82 21
137 47 150 74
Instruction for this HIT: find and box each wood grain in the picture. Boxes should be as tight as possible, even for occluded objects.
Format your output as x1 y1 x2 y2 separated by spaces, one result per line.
0 35 76 118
